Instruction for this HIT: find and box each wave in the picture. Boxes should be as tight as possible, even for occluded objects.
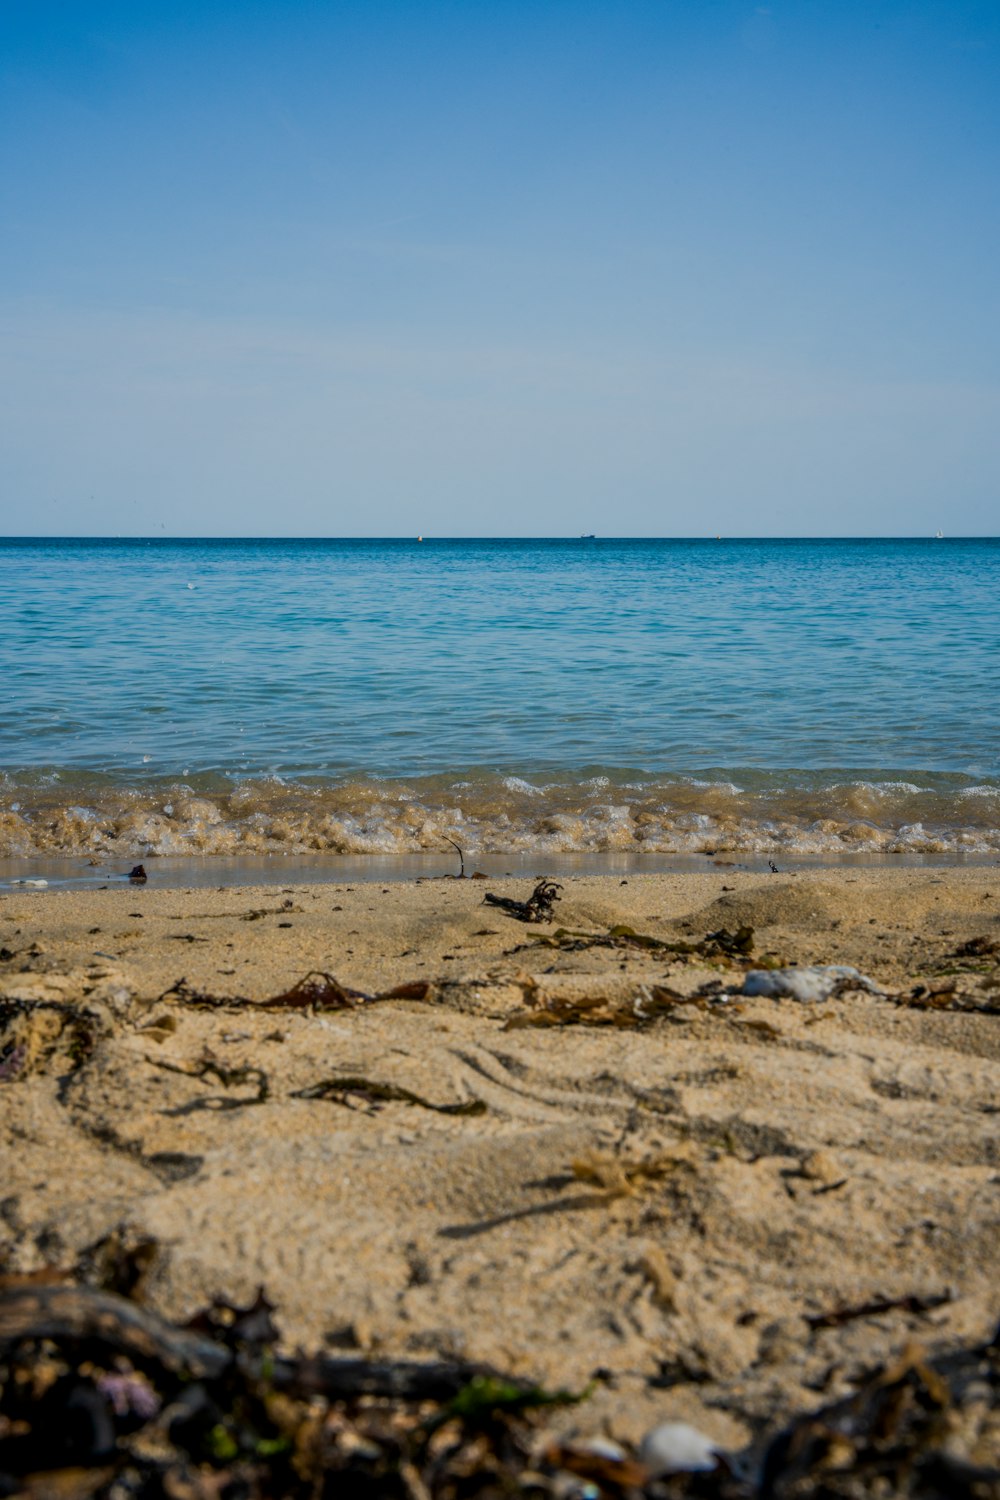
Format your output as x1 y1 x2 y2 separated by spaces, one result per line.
2 770 999 859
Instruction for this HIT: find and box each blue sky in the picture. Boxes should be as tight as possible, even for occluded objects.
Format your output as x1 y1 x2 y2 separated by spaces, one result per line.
2 1 998 535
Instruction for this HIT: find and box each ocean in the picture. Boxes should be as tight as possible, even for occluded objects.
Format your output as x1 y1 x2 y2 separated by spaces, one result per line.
2 536 998 870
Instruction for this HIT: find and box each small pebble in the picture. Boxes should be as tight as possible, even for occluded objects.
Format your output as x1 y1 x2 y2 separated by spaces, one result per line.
801 1149 843 1184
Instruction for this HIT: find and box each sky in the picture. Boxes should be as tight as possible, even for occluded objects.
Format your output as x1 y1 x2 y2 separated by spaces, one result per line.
1 0 998 536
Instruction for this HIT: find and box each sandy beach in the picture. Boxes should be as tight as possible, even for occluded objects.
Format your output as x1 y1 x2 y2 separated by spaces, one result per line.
2 864 998 1461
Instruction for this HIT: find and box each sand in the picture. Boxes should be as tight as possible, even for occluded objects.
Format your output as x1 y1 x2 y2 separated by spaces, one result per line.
1 866 998 1455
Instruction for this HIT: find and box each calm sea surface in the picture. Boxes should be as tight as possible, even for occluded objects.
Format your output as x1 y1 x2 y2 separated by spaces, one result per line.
2 537 998 862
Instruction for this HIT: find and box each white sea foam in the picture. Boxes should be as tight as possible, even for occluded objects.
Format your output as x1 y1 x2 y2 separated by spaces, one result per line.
501 776 544 796
2 773 999 859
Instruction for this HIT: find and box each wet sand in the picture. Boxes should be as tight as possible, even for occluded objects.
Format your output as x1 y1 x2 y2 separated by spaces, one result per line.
1 866 998 1453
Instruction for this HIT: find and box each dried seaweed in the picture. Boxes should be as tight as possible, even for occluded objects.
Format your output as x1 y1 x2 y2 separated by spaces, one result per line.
759 1333 1000 1498
504 982 708 1030
241 899 303 921
951 935 1000 958
292 1074 486 1116
570 1146 698 1197
149 1056 270 1113
482 878 563 923
158 971 370 1011
156 971 440 1015
0 998 100 1082
1 1279 997 1498
896 982 1000 1015
804 1290 953 1331
261 971 369 1010
516 922 755 964
0 1281 586 1499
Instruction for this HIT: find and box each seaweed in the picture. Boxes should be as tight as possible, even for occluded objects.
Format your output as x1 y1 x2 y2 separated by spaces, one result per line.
158 971 370 1011
260 971 369 1010
896 982 1000 1015
241 899 303 921
482 878 563 923
503 981 714 1030
514 923 756 964
570 1145 698 1197
291 1074 486 1116
149 1055 270 1112
759 1333 1000 1498
1 1279 997 1497
951 935 1000 957
0 997 99 1083
804 1291 953 1331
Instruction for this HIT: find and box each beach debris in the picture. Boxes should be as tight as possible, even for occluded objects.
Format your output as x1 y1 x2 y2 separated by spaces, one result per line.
951 934 1000 957
1 1273 997 1498
0 1282 231 1379
516 922 756 965
0 1280 586 1498
155 971 441 1014
0 1041 27 1083
446 836 465 877
768 860 779 874
804 1289 953 1332
740 965 880 1003
758 1329 1000 1498
149 1055 270 1112
539 1436 649 1490
637 1245 680 1309
292 1073 486 1116
571 1144 697 1197
639 1419 723 1475
127 864 147 882
241 898 303 920
503 981 693 1030
0 997 100 1082
158 970 370 1011
260 971 368 1010
483 878 563 922
76 1229 160 1300
898 981 1000 1014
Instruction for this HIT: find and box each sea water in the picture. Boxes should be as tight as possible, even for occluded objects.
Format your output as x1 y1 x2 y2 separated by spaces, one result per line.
1 537 998 862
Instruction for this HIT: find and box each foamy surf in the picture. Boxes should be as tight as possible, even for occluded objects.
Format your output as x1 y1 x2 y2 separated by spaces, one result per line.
1 771 998 859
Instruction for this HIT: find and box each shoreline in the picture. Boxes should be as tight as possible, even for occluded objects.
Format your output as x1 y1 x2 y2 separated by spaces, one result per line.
3 846 998 892
2 865 998 1451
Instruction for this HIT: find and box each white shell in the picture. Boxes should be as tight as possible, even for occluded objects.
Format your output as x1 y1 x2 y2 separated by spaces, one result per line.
639 1420 719 1475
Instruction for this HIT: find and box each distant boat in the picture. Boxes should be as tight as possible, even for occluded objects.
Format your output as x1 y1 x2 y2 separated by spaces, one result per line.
580 533 596 539
935 530 944 539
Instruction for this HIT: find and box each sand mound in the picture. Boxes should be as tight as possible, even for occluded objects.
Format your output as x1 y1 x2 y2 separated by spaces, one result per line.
676 879 846 932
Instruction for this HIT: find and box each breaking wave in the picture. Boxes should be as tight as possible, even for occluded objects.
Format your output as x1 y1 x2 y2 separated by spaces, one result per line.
2 769 999 859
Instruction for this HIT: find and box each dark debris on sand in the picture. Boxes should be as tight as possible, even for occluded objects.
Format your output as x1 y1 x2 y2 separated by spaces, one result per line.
1 1264 998 1499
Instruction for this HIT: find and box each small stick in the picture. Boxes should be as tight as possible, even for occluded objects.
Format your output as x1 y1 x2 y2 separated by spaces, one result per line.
445 838 465 878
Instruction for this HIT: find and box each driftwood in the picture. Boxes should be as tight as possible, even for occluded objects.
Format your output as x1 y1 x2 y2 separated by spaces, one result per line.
0 1283 229 1378
0 1283 536 1400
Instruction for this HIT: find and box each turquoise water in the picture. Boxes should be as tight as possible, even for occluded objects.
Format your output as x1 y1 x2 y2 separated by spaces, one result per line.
2 537 998 858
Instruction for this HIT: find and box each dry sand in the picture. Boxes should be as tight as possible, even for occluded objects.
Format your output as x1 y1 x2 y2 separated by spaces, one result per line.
2 866 998 1454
